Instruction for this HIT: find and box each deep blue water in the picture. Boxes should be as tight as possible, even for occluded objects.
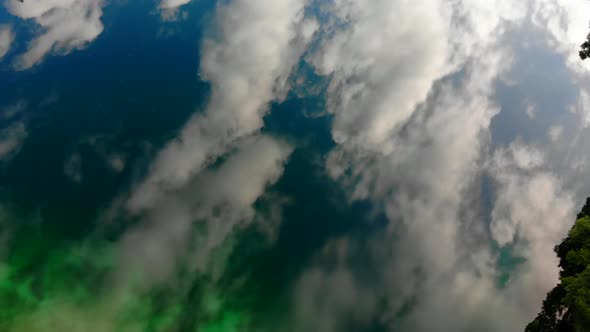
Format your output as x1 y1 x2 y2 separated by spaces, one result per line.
0 1 387 309
0 0 217 236
1 3 559 331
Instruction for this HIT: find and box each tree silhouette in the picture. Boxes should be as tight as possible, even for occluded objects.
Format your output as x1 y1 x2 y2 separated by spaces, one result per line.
525 201 590 332
580 25 590 60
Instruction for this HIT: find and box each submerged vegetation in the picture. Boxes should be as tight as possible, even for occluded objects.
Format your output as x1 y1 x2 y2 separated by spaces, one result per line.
0 224 252 332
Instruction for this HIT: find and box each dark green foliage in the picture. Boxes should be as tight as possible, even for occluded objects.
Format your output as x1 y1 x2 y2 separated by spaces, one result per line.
577 198 590 220
581 25 590 60
525 202 590 332
524 285 574 332
580 39 590 60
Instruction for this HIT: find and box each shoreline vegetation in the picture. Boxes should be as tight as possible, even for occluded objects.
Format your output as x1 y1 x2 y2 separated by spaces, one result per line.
525 198 590 332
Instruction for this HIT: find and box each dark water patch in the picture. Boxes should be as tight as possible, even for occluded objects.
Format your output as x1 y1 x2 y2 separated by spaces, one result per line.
0 0 216 237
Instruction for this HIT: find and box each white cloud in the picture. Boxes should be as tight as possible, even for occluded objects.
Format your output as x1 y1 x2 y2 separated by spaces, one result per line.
159 0 192 21
1 100 26 119
119 135 292 285
317 0 524 200
84 135 127 173
494 141 545 171
128 0 317 212
160 0 191 10
108 154 125 173
0 101 28 161
488 142 575 320
4 0 104 70
0 0 581 330
532 0 590 74
310 0 454 149
490 142 573 248
548 125 564 141
289 1 581 331
64 152 83 184
570 88 590 127
369 54 520 331
63 135 127 183
525 101 537 119
0 121 27 160
311 0 525 151
0 25 14 60
294 266 377 332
